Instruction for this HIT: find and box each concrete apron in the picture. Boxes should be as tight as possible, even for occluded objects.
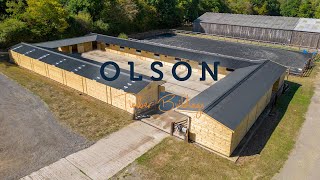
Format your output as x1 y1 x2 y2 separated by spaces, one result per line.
21 122 168 180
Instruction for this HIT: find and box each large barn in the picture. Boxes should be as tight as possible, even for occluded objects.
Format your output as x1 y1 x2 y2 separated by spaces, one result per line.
193 13 320 49
9 33 286 156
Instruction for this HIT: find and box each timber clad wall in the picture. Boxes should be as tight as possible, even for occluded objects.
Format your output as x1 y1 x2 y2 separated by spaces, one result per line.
9 50 158 115
58 42 93 53
177 111 233 155
194 13 320 49
177 82 279 156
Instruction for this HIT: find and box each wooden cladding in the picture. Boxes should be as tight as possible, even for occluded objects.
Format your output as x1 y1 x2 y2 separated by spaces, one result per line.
8 50 153 115
194 22 320 49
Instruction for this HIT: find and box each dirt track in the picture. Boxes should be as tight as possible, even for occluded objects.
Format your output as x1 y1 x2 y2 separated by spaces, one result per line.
0 73 91 180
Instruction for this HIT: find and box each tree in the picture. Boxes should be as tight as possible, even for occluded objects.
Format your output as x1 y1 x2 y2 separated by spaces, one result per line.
0 18 30 48
23 0 69 39
252 0 280 15
280 0 301 17
5 0 26 18
62 0 103 20
226 0 253 14
154 0 183 28
298 0 314 17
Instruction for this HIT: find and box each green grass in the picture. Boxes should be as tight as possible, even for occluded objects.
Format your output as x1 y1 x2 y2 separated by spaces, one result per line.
0 59 133 141
115 65 319 179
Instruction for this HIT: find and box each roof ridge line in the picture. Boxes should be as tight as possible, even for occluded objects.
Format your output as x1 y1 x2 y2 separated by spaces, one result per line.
202 60 269 113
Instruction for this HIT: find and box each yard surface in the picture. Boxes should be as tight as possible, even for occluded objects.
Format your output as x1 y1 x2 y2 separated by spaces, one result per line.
0 59 133 141
114 64 319 179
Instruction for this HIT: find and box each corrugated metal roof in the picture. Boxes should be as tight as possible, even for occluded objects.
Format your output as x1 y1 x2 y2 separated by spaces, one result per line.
294 18 320 33
179 60 286 130
195 13 320 33
11 43 151 94
195 13 300 30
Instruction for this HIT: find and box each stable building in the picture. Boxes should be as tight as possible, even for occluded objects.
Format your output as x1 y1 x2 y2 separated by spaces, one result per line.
10 43 160 115
9 33 287 157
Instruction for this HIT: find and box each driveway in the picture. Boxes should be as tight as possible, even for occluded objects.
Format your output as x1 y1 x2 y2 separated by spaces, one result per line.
273 73 320 180
0 73 91 180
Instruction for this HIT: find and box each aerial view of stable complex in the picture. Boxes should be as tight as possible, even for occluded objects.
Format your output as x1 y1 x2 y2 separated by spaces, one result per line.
1 0 320 179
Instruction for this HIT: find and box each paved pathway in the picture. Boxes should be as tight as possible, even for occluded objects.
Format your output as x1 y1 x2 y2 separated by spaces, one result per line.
21 122 168 180
273 74 320 180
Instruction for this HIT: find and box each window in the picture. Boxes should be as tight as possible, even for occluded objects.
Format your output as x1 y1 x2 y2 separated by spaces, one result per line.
136 49 142 54
154 53 160 59
226 68 235 72
175 57 181 62
120 46 125 51
105 43 110 47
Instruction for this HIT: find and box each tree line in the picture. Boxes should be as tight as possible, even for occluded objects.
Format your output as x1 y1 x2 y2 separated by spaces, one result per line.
1 0 320 48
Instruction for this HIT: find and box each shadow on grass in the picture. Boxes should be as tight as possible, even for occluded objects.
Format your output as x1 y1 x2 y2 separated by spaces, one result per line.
233 81 301 157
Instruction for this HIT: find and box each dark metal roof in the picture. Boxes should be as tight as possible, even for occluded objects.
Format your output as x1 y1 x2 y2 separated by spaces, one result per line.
195 13 300 30
33 33 258 69
143 33 312 72
179 60 286 130
34 35 98 48
10 43 151 94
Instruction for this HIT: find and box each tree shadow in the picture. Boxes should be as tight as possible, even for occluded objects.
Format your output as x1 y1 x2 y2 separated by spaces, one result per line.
232 81 301 157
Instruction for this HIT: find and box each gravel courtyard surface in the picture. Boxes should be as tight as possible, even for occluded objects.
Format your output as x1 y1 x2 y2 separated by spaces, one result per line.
143 34 312 70
0 73 91 180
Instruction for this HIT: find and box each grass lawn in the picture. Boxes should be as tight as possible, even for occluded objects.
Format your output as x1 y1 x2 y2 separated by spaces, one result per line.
114 64 319 179
0 59 133 141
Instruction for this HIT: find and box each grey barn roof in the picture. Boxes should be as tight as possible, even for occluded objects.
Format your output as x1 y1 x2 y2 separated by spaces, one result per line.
195 13 320 33
195 13 299 30
10 43 151 94
179 60 286 130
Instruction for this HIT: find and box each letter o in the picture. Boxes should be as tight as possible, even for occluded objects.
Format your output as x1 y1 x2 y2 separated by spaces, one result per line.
100 61 120 81
172 61 192 81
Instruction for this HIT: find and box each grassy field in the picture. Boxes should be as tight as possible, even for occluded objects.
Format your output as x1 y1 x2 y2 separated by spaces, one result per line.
0 59 133 141
114 64 319 179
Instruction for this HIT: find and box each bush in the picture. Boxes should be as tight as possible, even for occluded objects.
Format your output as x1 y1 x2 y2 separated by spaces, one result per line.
118 33 128 39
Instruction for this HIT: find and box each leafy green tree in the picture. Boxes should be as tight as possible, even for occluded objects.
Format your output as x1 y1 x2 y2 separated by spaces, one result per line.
226 0 253 14
62 0 103 20
0 18 30 48
298 0 314 17
5 0 26 18
154 0 183 28
23 0 69 39
280 0 301 17
252 0 280 15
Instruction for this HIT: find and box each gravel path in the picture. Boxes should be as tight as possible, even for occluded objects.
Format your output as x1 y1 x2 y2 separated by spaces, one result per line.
0 73 91 180
144 34 312 70
273 73 320 180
